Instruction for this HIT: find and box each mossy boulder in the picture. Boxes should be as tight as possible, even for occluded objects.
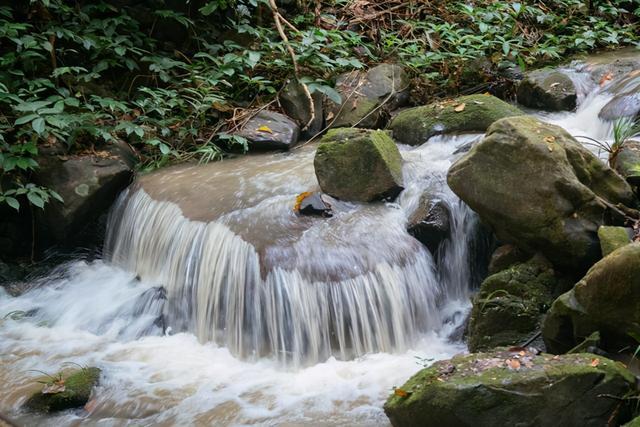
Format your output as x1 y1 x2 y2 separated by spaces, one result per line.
326 63 410 129
543 243 640 354
517 69 577 111
384 349 635 427
598 225 632 257
25 367 100 413
314 128 403 202
468 256 559 352
388 94 522 146
448 116 636 274
613 140 640 186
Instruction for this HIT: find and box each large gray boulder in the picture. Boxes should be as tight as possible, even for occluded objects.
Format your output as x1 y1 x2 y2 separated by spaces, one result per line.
314 128 403 202
517 69 577 111
388 94 522 146
384 348 636 427
543 243 640 354
235 110 301 150
326 64 409 129
34 140 136 248
447 116 635 274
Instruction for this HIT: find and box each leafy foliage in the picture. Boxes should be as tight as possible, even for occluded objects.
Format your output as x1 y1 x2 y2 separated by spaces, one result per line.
0 0 638 211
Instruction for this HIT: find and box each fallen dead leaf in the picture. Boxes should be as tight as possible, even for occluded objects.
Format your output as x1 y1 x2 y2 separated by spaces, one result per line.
394 388 410 398
257 125 273 134
454 103 466 112
506 359 521 370
591 358 600 367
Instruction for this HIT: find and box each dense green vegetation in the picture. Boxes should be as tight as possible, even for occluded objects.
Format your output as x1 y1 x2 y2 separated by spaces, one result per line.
0 0 639 211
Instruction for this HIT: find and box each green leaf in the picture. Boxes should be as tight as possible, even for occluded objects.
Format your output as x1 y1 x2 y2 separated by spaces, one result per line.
27 192 45 209
159 142 171 155
5 197 20 211
15 114 39 126
32 117 46 134
49 190 64 203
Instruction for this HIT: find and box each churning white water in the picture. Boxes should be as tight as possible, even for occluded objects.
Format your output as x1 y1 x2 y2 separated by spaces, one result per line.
0 51 635 426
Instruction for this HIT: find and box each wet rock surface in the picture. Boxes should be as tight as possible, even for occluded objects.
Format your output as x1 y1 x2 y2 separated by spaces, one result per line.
384 348 636 427
388 94 522 146
407 196 451 254
25 367 100 413
517 69 577 111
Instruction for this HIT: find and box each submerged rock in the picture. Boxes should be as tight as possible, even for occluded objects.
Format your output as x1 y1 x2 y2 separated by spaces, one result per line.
25 367 100 413
599 71 640 121
294 192 333 217
597 225 632 257
407 196 451 254
314 128 403 202
467 255 559 352
384 349 636 427
447 116 635 274
517 69 577 111
543 243 640 354
326 63 409 129
613 140 640 186
388 94 522 146
33 140 136 250
235 110 301 150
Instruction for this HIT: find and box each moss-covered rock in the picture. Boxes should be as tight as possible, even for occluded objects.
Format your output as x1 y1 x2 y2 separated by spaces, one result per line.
598 225 632 256
25 367 100 413
517 69 577 111
467 256 558 352
384 349 635 427
388 94 522 146
447 116 636 274
543 243 640 354
314 128 403 202
613 140 640 186
326 64 410 129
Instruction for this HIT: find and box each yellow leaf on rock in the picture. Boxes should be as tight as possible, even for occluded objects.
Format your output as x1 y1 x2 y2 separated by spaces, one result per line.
506 359 521 370
294 192 313 212
394 388 410 398
257 125 273 134
454 103 466 112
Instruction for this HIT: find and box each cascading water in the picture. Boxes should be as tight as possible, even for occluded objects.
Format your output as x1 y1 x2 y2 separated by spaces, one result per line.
102 133 481 366
0 50 636 426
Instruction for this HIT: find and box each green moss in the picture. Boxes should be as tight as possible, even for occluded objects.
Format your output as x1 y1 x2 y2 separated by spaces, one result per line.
467 256 557 351
314 128 403 202
598 226 631 257
388 94 523 145
26 367 101 413
384 349 635 427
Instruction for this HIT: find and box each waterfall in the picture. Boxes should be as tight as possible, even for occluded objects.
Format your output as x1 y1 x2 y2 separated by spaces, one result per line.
102 135 481 366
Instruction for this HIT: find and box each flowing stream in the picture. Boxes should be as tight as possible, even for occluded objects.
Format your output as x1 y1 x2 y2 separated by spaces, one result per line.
0 52 635 426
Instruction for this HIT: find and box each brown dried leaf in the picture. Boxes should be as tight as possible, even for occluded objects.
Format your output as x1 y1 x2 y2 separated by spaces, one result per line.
506 359 521 370
454 103 466 112
394 388 410 398
42 380 66 395
591 358 600 367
